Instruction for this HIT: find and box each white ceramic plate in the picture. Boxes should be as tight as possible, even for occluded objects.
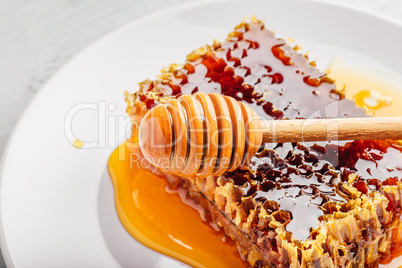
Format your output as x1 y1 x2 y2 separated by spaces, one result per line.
1 0 402 267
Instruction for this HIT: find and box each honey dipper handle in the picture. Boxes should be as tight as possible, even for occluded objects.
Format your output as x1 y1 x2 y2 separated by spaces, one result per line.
262 117 402 143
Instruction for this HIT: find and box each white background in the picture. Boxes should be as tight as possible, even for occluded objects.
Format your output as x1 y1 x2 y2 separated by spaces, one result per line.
0 0 401 267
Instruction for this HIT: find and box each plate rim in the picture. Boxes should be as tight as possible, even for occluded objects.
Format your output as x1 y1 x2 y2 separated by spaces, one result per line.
1 0 402 267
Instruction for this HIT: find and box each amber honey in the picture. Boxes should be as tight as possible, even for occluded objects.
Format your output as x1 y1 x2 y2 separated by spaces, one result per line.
108 143 247 267
108 57 402 266
110 14 402 265
326 57 402 117
327 58 402 265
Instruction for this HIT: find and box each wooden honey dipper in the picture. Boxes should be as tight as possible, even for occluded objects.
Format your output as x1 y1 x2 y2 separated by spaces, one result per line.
139 92 402 178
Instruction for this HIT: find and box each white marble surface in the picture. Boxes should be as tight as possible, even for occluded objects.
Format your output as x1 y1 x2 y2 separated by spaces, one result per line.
0 0 401 267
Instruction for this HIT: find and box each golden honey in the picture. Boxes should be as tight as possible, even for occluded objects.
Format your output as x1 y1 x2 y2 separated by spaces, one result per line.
73 139 84 148
326 57 402 117
108 143 247 267
109 56 402 266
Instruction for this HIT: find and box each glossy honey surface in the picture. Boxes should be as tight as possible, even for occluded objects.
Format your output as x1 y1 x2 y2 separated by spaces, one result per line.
326 57 402 117
109 58 402 266
108 143 247 267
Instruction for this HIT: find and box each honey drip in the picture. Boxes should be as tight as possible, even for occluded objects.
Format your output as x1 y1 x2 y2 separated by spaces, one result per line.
73 139 83 148
108 143 247 267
